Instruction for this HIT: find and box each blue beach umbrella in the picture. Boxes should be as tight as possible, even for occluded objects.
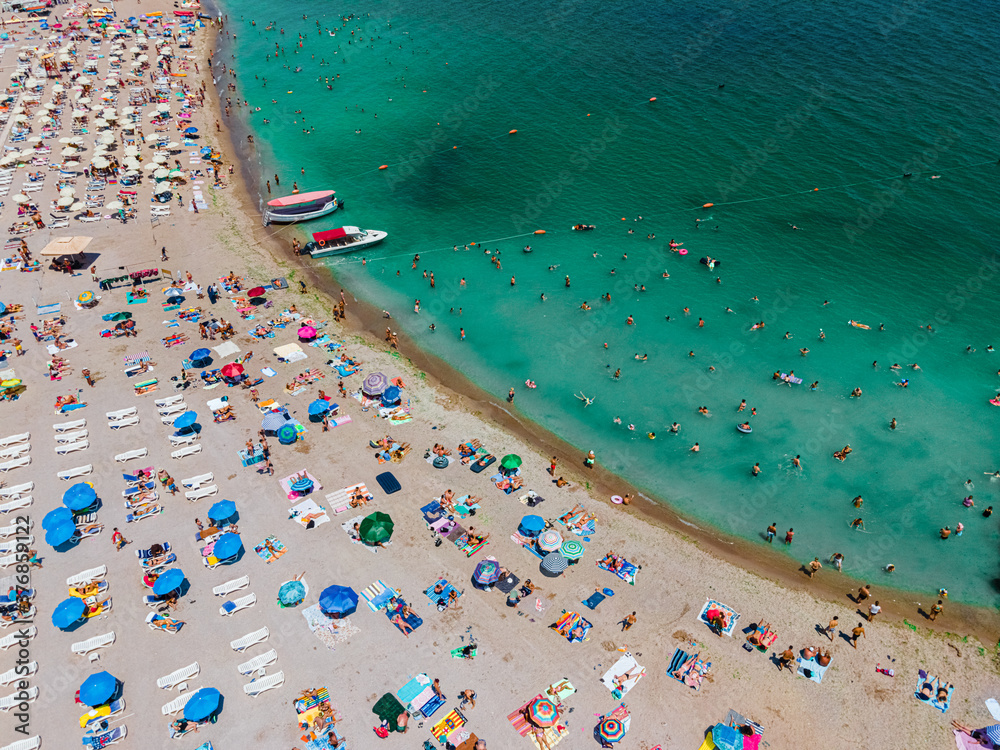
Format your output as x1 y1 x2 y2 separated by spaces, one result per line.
277 424 297 444
0 302 6 315
45 519 78 547
518 515 545 537
308 399 329 416
318 585 358 617
278 580 307 606
183 126 198 134
173 411 197 430
213 533 241 560
152 568 186 596
63 482 97 511
79 671 118 707
473 559 500 585
381 385 401 404
43 506 74 530
208 499 236 522
183 687 220 722
190 348 211 364
52 596 86 629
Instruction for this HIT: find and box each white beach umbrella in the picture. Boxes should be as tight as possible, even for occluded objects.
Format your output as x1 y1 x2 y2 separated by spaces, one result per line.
70 201 84 210
13 114 28 123
58 137 73 144
94 118 108 128
124 146 139 157
57 196 74 207
77 77 90 85
156 103 170 113
69 136 84 144
104 200 123 210
77 97 91 104
64 161 80 167
60 147 77 156
60 187 76 197
153 168 169 179
122 106 134 115
165 142 179 149
91 156 109 168
98 133 115 145
12 194 29 203
130 61 142 68
0 156 16 166
43 102 57 110
152 155 167 164
52 84 64 93
72 109 86 118
18 149 34 159
26 136 41 142
154 183 171 194
143 163 158 172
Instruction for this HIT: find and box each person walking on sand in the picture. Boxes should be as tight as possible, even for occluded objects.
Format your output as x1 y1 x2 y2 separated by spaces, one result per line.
82 369 94 387
808 557 822 578
856 584 871 603
868 600 881 622
823 615 839 641
850 622 866 648
766 522 776 543
929 600 943 621
111 527 129 551
459 689 477 710
778 646 795 672
549 456 557 475
621 612 636 631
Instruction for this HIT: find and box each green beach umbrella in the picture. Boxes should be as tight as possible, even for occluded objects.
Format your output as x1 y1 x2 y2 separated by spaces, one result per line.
359 512 394 545
500 454 522 470
560 539 584 560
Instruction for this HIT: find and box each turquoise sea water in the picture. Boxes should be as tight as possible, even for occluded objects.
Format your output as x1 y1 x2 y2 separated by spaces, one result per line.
218 0 1000 604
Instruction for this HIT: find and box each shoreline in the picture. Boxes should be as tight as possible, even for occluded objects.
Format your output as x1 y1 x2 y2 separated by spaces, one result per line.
200 15 999 645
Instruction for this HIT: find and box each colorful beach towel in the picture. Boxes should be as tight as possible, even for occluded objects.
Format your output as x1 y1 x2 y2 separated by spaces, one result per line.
424 579 462 610
668 648 711 691
254 535 287 563
431 708 467 742
301 603 359 651
361 579 396 611
544 680 576 704
279 470 323 499
510 530 545 559
551 611 592 643
698 599 741 637
598 557 637 585
455 532 488 557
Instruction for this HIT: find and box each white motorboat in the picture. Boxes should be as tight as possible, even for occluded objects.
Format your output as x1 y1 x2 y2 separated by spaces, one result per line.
308 226 387 258
262 190 341 225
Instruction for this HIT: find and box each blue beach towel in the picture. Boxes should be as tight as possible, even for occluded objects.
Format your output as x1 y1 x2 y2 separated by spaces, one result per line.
582 591 606 610
796 655 830 684
424 579 461 609
915 670 953 712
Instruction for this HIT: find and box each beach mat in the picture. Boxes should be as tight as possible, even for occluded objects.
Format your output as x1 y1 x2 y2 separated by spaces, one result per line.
915 670 954 712
376 471 401 494
496 573 520 594
797 655 830 684
582 591 606 610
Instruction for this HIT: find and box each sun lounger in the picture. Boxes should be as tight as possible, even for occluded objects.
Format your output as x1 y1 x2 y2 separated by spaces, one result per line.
146 612 184 635
67 565 107 586
157 662 200 690
0 735 41 750
169 433 197 446
0 604 33 622
185 484 218 502
0 686 38 712
54 418 87 432
243 670 284 697
0 433 28 448
155 395 184 408
58 465 93 480
0 497 31 514
161 688 198 716
82 725 126 747
0 661 36 686
0 445 29 461
220 593 256 617
237 648 277 675
71 631 115 655
0 457 30 473
56 430 88 443
0 626 36 650
0 520 32 538
115 448 148 462
0 538 32 553
230 627 270 653
109 415 139 429
126 504 161 523
212 575 249 597
0 482 33 499
160 413 180 425
55 440 88 455
158 403 186 416
172 444 202 459
106 407 137 420
182 473 214 489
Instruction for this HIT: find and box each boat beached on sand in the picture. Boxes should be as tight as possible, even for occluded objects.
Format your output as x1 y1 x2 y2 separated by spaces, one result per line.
262 190 342 225
307 226 388 258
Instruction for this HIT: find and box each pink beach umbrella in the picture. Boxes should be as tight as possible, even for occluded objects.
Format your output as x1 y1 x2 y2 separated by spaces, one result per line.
297 325 317 342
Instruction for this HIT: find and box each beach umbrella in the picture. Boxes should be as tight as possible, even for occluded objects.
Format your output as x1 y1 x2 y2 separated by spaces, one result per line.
77 291 95 304
501 454 522 470
12 194 29 204
212 533 241 560
318 585 358 617
57 196 74 207
105 201 124 210
184 126 198 134
261 412 287 431
70 201 85 210
91 156 108 168
79 671 117 706
63 482 97 511
153 167 169 179
277 424 297 444
297 325 316 341
220 363 244 379
537 530 563 553
308 399 330 417
152 568 185 596
278 579 307 606
190 348 211 365
518 515 545 537
982 727 1000 744
711 724 743 750
156 103 169 112
381 385 401 404
108 312 131 321
45 519 78 547
598 717 627 744
526 697 559 727
540 553 569 576
361 371 389 397
183 688 221 722
154 184 171 195
52 596 86 629
60 187 77 197
247 286 266 298
208 500 236 522
472 559 500 586
43 507 74 530
173 411 197 430
359 512 394 545
560 539 585 560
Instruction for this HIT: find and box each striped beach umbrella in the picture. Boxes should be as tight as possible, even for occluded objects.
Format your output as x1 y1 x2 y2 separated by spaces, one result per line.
526 697 558 727
540 553 568 576
560 539 584 560
261 411 287 431
77 290 94 304
537 530 563 553
472 559 500 585
361 371 389 396
277 424 297 444
598 717 627 743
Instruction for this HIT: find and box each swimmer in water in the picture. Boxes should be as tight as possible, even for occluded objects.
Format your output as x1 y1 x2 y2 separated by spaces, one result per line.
634 353 647 360
670 422 680 433
575 392 594 407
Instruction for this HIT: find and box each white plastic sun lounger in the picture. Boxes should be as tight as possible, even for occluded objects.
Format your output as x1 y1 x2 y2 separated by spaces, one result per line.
107 407 137 420
115 448 147 462
0 521 31 537
185 485 217 502
0 457 30 472
230 626 269 652
57 464 93 480
182 473 213 489
169 433 197 446
158 403 186 416
0 538 31 554
0 686 38 712
55 440 88 455
161 688 198 716
0 433 28 448
0 735 41 750
0 554 18 568
0 605 32 625
171 444 201 459
237 648 277 675
0 661 36 685
212 575 249 597
0 626 36 650
157 661 200 689
67 566 108 587
0 445 28 460
71 631 115 655
0 497 31 514
54 418 86 432
160 413 180 426
220 593 256 617
0 482 32 499
109 416 139 429
243 670 284 697
55 430 88 443
155 394 184 408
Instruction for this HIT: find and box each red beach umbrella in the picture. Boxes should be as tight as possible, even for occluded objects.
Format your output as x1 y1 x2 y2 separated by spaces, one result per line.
220 363 244 378
248 286 266 298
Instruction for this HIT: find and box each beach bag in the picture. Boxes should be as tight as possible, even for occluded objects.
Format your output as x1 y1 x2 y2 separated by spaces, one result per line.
374 725 389 739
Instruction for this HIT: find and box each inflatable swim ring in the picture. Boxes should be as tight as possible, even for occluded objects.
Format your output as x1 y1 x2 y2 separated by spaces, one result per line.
678 248 688 256
611 495 623 504
699 257 722 267
736 424 752 434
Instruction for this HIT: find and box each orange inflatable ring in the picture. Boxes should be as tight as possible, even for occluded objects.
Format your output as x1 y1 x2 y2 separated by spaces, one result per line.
318 240 326 247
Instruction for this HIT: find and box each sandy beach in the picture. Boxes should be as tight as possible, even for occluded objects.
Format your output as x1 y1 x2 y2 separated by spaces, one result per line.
0 3 998 750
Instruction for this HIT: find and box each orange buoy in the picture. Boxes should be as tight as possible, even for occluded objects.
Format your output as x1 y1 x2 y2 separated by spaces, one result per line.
453 146 457 149
814 187 819 191
649 97 656 102
534 230 546 235
702 203 714 208
470 242 477 246
621 217 626 221
378 165 388 170
509 129 517 134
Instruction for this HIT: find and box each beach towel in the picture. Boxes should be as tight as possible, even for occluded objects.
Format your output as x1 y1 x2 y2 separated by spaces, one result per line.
290 498 330 529
253 535 287 563
451 645 478 659
668 648 711 691
508 695 543 737
424 579 462 610
698 599 741 637
301 727 344 750
455 532 488 557
797 655 831 684
598 558 637 585
301 604 359 651
46 340 78 354
361 580 396 612
545 680 576 704
279 470 323 499
601 652 646 697
582 591 606 610
551 611 592 643
559 508 596 537
510 530 545 559
431 708 466 741
508 698 569 750
915 670 954 712
385 598 423 635
495 572 520 594
341 515 381 553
